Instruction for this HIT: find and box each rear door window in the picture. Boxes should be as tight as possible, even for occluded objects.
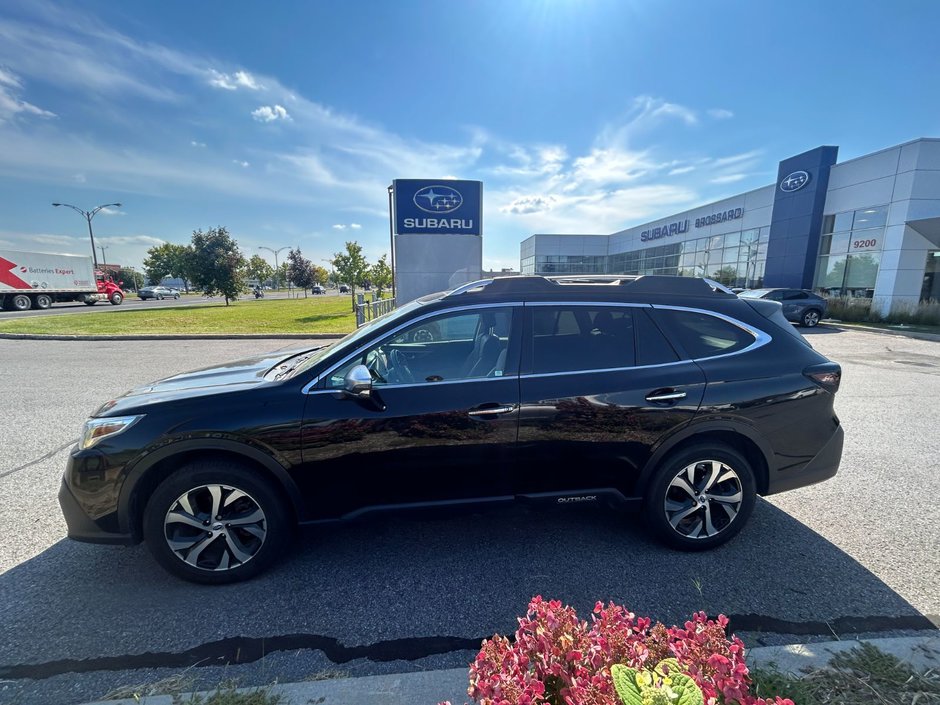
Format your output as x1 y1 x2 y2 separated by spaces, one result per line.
653 308 755 359
528 306 636 374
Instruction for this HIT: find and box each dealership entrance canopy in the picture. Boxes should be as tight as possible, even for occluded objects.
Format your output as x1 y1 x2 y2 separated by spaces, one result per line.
520 138 940 313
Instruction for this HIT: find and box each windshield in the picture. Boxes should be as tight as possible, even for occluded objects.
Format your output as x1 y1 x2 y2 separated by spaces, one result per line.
287 298 426 378
737 289 771 298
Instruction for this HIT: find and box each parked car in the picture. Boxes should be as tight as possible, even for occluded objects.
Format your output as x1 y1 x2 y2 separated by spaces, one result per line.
59 275 843 583
138 286 181 300
311 285 326 294
737 288 828 327
338 284 350 293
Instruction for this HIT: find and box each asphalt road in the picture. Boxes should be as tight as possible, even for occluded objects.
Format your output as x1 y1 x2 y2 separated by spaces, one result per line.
0 327 938 704
0 289 342 319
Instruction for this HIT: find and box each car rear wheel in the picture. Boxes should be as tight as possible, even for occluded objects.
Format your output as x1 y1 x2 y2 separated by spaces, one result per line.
801 309 821 327
143 461 291 584
643 443 756 551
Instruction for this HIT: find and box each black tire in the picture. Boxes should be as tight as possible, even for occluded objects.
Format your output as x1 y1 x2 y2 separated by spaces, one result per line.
174 294 180 299
643 443 756 551
35 294 53 310
143 461 291 584
110 292 123 305
11 294 32 311
801 309 821 328
157 294 164 300
85 299 97 306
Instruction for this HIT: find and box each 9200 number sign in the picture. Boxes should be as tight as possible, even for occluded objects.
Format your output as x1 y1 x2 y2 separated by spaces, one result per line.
850 237 879 253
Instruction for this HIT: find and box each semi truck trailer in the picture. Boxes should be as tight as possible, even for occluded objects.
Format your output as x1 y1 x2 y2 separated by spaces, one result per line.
0 249 125 311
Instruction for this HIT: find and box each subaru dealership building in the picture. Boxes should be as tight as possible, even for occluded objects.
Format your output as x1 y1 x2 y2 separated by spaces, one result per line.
520 138 940 313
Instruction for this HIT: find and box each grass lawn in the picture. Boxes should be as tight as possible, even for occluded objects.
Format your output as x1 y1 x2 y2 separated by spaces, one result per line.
0 297 358 336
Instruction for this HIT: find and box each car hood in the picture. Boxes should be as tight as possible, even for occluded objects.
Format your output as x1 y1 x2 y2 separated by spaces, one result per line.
94 346 322 416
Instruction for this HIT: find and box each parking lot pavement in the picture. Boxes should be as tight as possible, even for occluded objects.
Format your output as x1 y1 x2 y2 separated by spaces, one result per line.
0 328 938 705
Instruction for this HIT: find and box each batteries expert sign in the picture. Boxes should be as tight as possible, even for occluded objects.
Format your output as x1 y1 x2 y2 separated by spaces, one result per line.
393 179 482 236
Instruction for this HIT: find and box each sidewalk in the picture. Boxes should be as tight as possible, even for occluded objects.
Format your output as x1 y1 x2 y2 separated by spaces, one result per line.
85 634 940 705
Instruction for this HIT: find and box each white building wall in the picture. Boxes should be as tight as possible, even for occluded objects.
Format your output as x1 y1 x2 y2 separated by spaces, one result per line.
825 138 940 314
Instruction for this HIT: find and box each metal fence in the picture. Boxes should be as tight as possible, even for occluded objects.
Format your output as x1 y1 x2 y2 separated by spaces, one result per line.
355 292 395 327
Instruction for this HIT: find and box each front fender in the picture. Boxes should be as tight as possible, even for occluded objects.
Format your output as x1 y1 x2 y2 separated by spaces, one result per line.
118 438 304 537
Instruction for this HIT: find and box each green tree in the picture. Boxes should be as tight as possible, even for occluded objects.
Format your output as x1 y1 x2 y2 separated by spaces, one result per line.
286 247 314 297
276 262 290 291
142 242 195 290
189 226 245 305
246 254 274 286
332 241 370 307
369 254 392 296
310 264 330 286
117 268 144 292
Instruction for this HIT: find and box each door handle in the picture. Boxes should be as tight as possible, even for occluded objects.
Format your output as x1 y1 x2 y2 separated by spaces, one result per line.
468 404 517 417
645 390 687 403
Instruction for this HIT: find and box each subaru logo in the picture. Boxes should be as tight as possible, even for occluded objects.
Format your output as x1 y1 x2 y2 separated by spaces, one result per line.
780 170 810 192
413 185 463 214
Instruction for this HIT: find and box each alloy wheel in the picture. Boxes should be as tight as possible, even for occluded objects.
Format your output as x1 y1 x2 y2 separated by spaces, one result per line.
803 310 820 327
664 460 743 539
163 484 267 571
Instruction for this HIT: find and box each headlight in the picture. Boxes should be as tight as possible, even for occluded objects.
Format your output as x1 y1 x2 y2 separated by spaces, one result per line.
79 415 144 450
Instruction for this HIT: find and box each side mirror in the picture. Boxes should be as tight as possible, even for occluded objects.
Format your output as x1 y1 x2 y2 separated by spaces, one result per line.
343 364 373 399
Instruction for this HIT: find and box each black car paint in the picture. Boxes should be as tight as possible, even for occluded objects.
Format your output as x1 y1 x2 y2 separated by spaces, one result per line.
60 279 843 547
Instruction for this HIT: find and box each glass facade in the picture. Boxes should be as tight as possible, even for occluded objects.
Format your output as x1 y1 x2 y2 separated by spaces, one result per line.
525 227 769 289
814 205 886 297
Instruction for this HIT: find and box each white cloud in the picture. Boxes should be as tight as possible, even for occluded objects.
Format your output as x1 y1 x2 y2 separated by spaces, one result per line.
73 173 86 183
233 70 261 90
669 165 696 176
500 195 559 215
209 69 262 91
714 150 761 167
630 95 698 127
0 67 55 123
332 224 346 230
233 159 250 168
251 104 291 122
350 223 362 229
208 69 236 90
707 108 734 120
99 206 125 215
190 140 206 147
711 173 747 184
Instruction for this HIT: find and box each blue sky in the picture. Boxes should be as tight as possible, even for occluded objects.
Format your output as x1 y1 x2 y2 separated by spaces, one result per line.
0 0 938 272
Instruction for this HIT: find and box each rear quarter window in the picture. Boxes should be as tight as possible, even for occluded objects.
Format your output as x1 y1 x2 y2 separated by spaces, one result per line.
654 308 755 359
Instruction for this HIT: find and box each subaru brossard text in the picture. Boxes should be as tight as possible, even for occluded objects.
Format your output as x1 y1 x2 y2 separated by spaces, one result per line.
59 275 844 583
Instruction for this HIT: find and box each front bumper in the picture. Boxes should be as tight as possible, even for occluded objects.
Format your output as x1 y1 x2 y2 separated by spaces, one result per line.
58 480 134 544
765 424 844 495
58 448 135 545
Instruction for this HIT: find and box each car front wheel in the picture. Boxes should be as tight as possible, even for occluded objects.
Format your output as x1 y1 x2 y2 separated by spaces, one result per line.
643 443 756 551
143 461 291 584
801 309 821 327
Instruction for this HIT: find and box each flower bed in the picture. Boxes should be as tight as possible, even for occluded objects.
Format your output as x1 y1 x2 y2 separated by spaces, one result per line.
442 596 793 705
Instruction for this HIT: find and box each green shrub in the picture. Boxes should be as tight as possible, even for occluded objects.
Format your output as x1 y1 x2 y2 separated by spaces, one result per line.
825 297 940 326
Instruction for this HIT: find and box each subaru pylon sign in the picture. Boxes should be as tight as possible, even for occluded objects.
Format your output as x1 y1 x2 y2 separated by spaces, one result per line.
779 170 810 192
393 179 482 236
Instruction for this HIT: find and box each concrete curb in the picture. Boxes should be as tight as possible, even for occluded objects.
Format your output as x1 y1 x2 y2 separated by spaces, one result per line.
81 635 940 705
827 322 940 342
0 333 344 341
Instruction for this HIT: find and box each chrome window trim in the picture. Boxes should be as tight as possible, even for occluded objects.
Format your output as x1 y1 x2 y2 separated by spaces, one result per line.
524 300 650 308
305 375 515 394
302 301 523 394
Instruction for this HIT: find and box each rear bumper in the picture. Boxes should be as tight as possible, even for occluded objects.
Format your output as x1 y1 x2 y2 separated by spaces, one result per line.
58 477 134 546
766 424 844 495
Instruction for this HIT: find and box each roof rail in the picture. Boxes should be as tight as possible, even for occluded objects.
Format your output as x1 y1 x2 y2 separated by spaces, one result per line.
443 274 733 298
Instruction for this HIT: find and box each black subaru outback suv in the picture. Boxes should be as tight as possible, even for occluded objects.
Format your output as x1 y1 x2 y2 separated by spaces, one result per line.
60 275 844 583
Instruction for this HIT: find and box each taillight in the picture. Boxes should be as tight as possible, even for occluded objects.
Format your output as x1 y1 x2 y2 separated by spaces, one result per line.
804 363 841 393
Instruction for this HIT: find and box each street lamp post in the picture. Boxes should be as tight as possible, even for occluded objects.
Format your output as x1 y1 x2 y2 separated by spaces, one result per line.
321 258 334 287
51 202 122 270
98 245 109 270
259 246 290 291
